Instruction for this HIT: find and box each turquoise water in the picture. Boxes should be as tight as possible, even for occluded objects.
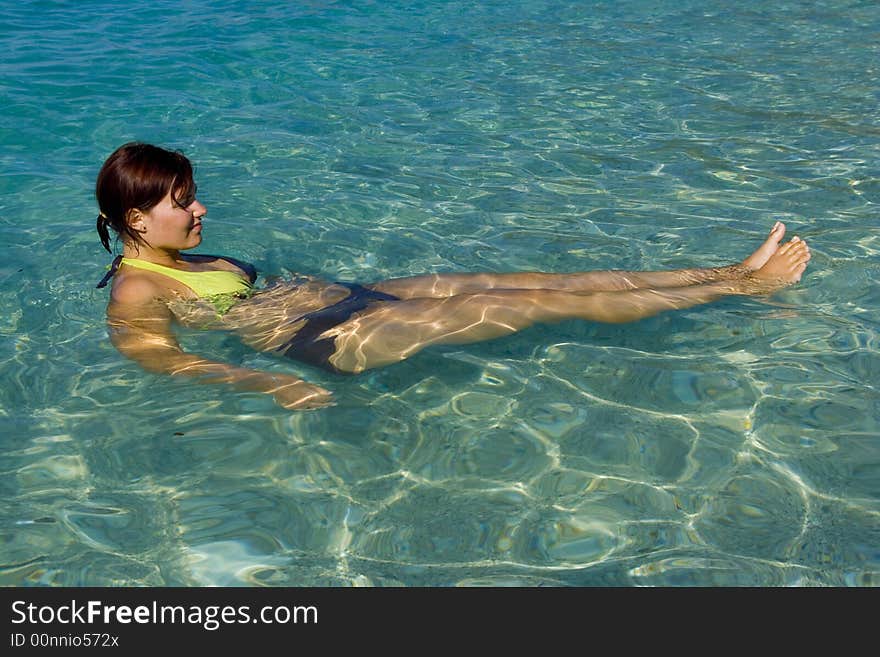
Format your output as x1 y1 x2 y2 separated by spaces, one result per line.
1 0 878 586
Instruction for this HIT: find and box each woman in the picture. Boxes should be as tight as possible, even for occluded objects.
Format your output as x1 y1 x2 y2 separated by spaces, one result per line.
96 143 811 410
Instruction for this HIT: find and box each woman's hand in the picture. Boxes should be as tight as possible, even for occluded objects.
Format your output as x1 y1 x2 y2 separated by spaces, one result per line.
263 374 335 410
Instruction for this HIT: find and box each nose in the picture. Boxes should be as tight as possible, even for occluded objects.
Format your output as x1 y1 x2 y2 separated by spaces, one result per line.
189 199 207 218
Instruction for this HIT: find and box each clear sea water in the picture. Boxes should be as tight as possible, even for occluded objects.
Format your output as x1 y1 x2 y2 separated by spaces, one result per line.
1 0 877 587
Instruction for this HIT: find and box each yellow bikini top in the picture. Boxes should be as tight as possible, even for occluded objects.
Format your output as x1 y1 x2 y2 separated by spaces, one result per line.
119 257 253 297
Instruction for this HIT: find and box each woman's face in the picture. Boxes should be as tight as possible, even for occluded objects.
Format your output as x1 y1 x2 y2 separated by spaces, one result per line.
136 186 207 252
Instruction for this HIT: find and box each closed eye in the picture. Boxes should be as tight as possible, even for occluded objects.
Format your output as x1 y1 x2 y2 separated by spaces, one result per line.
173 184 198 208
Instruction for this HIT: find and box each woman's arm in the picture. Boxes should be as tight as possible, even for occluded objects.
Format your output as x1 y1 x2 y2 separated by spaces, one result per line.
106 277 333 410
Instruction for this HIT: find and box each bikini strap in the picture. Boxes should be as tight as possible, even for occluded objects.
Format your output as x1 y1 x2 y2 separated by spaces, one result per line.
96 254 123 289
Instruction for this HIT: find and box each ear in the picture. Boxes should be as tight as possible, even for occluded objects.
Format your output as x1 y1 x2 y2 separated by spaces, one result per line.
126 208 148 233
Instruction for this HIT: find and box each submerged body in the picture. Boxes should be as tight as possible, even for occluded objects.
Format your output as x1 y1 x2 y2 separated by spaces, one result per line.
108 227 810 402
96 143 812 410
114 255 402 373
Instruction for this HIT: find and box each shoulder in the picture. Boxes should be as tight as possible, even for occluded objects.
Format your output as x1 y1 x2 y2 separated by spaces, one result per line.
109 271 167 306
106 271 174 330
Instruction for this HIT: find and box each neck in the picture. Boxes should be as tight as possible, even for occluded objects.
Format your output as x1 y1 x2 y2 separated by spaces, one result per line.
123 243 185 267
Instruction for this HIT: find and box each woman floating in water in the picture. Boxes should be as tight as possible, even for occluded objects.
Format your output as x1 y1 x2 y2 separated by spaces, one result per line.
95 143 811 410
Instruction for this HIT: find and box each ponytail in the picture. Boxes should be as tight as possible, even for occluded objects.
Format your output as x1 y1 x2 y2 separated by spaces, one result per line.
97 214 112 253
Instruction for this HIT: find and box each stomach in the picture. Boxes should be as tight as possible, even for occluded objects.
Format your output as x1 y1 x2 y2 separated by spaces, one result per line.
167 276 356 351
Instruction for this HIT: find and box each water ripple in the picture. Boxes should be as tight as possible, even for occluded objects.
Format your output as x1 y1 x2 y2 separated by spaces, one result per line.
1 0 878 586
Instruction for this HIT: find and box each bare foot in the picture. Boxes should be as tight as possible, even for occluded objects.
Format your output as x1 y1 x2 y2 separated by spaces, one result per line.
743 236 811 292
741 221 786 271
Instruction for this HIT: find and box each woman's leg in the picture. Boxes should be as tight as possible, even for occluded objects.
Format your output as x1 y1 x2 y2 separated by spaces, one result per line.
328 237 810 373
368 223 789 300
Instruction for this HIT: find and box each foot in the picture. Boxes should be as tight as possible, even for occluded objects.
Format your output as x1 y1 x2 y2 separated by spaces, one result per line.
744 236 811 292
741 221 786 271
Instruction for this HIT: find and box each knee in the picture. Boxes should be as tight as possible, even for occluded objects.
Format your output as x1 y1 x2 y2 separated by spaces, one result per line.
328 342 406 374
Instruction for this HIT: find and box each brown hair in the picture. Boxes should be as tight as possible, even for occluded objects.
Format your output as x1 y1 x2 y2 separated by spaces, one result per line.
95 142 196 253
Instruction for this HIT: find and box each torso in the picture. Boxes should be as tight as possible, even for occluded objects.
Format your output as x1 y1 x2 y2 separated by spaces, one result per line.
219 278 357 349
113 254 252 301
112 255 357 349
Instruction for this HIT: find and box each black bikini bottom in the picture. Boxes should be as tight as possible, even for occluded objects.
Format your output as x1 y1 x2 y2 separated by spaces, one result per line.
276 282 400 373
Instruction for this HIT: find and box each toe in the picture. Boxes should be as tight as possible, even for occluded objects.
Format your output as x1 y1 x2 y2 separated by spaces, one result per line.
790 240 808 255
779 239 798 255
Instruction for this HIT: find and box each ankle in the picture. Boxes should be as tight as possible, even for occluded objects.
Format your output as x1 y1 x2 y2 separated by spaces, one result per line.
716 263 751 279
